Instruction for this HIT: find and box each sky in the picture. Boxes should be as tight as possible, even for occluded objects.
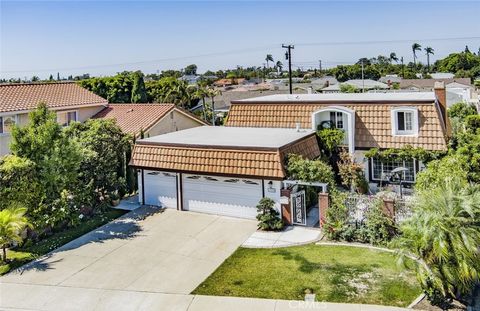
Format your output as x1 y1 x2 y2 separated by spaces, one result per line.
1 0 480 79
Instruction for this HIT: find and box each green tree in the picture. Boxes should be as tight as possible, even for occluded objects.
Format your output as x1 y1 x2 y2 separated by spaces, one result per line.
10 103 83 229
339 83 358 93
0 206 31 262
65 119 130 206
394 180 480 304
415 154 469 191
276 61 283 72
130 71 147 103
184 64 198 75
412 43 422 68
265 54 274 68
146 77 193 108
389 52 399 64
424 47 434 71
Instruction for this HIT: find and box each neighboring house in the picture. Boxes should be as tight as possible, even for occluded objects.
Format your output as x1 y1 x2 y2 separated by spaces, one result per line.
179 75 201 84
379 75 402 85
311 76 339 90
446 81 474 106
93 103 207 138
226 82 450 188
321 79 389 93
399 78 471 91
130 126 319 219
0 82 107 156
430 72 455 79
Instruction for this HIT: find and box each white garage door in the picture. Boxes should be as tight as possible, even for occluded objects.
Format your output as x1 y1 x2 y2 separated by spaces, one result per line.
182 174 263 219
143 170 177 208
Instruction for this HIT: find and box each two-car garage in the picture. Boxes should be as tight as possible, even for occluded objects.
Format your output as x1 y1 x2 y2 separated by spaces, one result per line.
130 127 321 221
141 170 264 219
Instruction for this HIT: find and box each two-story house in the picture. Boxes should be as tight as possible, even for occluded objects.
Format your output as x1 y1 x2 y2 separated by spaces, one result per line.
0 82 108 156
226 82 450 187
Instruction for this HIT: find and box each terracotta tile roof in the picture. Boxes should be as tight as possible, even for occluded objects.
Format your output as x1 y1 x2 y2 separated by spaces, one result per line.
0 82 107 113
226 102 448 151
130 133 320 180
93 104 208 135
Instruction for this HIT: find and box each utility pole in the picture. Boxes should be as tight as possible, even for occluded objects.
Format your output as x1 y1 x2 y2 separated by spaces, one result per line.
401 57 405 78
282 44 294 94
319 60 322 72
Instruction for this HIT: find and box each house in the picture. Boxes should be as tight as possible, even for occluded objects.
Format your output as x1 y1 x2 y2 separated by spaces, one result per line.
130 126 320 219
226 82 450 188
430 72 455 79
321 79 389 93
379 75 402 85
0 82 108 156
179 75 201 84
93 103 207 138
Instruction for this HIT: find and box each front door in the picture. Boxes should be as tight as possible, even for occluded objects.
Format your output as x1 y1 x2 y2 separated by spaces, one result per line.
291 190 306 225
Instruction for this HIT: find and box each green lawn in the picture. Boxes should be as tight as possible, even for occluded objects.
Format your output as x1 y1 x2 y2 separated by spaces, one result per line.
0 208 127 276
193 245 421 307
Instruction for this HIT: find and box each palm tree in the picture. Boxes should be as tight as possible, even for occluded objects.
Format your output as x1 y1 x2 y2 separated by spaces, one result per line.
276 61 283 73
0 206 31 262
389 52 399 64
265 54 274 69
206 87 222 126
194 83 209 121
412 43 422 67
393 179 480 303
424 47 434 71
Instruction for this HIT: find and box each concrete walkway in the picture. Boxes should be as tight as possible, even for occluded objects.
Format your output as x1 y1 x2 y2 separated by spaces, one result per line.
242 226 322 248
112 195 141 211
0 283 409 310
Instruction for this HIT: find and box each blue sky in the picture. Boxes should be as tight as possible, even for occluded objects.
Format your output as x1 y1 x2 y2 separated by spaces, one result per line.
1 1 480 79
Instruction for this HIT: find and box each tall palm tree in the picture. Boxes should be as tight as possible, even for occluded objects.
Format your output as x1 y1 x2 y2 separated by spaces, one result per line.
276 61 283 73
412 43 422 67
424 47 434 71
393 179 480 302
265 54 274 69
0 206 31 262
206 87 222 126
194 84 209 121
389 52 399 64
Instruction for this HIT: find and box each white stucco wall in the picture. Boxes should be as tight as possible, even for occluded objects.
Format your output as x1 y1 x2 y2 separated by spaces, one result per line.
146 110 204 137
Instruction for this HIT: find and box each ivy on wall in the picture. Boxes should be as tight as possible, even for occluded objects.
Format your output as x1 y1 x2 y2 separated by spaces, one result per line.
364 145 446 163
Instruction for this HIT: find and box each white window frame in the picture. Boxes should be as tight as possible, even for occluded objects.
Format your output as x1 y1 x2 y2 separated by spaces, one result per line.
0 114 18 136
370 158 417 183
56 110 78 127
391 107 418 136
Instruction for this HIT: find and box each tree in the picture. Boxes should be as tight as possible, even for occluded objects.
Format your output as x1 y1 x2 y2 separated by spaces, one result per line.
389 52 399 64
194 83 209 121
130 71 147 103
276 61 283 73
206 87 221 125
10 103 83 230
424 47 434 71
465 45 471 53
256 198 283 231
31 76 39 82
412 43 422 67
184 64 197 75
0 206 31 262
265 54 274 68
146 77 193 108
394 180 480 305
48 74 54 81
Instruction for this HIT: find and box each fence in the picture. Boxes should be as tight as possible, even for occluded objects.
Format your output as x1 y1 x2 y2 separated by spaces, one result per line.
344 193 413 224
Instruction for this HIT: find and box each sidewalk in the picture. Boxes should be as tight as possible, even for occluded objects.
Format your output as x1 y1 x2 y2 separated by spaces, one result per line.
0 283 410 311
113 195 141 211
242 226 322 248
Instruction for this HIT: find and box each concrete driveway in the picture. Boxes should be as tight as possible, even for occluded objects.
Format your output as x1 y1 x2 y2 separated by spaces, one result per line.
0 206 257 310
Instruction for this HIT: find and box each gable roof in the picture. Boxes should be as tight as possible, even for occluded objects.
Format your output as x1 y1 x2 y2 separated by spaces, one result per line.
93 103 207 136
226 93 447 151
0 82 107 113
130 127 320 180
399 78 471 89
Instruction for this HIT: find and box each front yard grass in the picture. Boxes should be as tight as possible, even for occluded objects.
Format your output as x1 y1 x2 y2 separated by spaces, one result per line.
0 208 127 276
193 244 421 307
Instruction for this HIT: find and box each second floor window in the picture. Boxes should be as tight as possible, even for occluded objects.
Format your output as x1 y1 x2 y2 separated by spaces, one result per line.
329 111 344 129
57 111 78 127
391 107 418 136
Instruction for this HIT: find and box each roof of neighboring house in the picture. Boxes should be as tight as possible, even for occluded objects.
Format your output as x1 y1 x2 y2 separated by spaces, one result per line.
321 79 388 91
93 103 207 136
0 82 107 113
379 75 402 84
446 81 472 88
130 127 320 180
399 78 471 89
430 73 455 79
227 93 447 151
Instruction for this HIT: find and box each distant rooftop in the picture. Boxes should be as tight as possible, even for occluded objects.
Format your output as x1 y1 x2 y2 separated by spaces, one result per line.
235 92 436 103
138 126 315 149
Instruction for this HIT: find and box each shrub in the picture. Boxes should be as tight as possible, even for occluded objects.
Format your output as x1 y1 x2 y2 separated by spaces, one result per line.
256 198 283 231
415 154 469 191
